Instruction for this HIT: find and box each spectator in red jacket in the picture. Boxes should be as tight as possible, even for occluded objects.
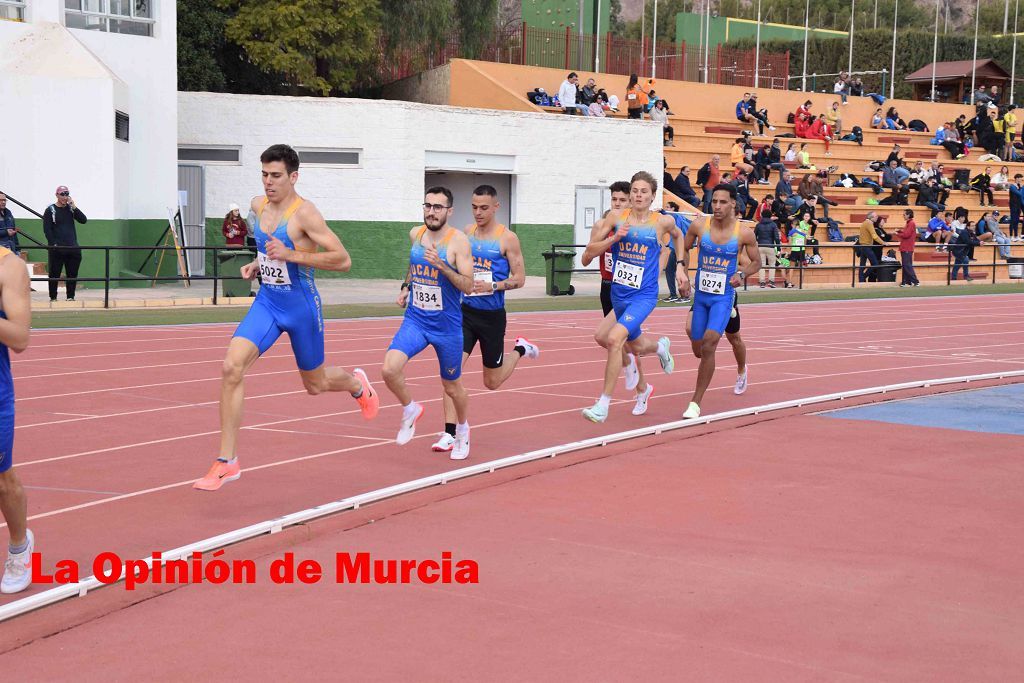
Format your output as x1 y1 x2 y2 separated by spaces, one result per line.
806 115 833 155
222 203 247 247
794 100 813 137
897 209 920 287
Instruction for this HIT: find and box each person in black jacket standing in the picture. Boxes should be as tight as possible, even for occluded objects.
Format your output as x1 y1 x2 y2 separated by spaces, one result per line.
42 185 87 302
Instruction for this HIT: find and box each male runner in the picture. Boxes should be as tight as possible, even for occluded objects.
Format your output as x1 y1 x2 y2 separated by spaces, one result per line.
580 171 681 423
678 183 760 419
195 145 379 491
686 289 747 395
0 238 34 592
384 187 475 459
431 185 539 453
580 181 650 413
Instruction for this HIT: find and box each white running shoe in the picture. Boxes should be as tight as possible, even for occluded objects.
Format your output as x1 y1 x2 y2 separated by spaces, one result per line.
514 336 540 360
683 402 701 419
396 403 424 445
734 369 748 395
431 432 455 452
623 353 640 391
657 336 675 374
1 529 34 594
582 402 609 423
632 384 654 416
451 427 470 460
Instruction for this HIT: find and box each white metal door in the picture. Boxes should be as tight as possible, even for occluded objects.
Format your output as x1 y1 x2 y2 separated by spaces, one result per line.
177 164 206 276
573 186 610 270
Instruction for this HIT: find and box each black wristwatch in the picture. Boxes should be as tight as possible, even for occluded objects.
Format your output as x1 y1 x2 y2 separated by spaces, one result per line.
400 282 410 291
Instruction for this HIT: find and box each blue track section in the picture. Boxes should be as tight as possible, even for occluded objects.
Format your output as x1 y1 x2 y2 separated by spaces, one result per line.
822 383 1024 437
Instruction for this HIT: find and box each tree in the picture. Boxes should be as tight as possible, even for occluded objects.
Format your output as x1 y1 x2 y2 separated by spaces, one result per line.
177 0 229 91
219 0 381 96
610 0 626 35
455 0 500 58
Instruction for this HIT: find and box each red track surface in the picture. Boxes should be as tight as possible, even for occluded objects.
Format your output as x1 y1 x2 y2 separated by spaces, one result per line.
2 294 1024 677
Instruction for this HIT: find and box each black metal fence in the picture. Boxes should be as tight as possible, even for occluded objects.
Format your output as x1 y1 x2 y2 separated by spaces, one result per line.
547 242 1024 292
29 245 252 309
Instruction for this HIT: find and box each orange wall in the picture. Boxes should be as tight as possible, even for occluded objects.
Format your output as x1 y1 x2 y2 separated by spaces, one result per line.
452 59 985 128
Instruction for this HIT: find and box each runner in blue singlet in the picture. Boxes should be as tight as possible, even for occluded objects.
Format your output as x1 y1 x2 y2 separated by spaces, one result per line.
195 144 379 492
580 171 684 424
384 187 476 460
0 245 34 593
677 183 760 420
430 185 539 456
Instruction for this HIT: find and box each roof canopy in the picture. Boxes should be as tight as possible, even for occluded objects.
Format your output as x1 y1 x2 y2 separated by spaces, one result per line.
905 59 1010 83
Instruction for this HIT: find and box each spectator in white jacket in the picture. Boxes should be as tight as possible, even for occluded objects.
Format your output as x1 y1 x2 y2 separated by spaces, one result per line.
559 72 580 115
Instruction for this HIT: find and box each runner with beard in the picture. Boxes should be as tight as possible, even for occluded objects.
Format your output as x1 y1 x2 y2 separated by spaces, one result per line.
383 187 475 460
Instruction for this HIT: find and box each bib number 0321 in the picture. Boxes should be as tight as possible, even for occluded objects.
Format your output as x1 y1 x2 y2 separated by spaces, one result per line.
613 261 643 289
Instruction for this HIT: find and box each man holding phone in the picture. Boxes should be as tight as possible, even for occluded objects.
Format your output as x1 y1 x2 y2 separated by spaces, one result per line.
42 185 88 302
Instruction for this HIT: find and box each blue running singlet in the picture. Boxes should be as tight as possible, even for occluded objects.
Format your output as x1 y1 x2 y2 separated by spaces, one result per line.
609 210 662 341
0 246 15 472
463 224 510 312
690 221 740 341
233 197 325 371
389 226 465 380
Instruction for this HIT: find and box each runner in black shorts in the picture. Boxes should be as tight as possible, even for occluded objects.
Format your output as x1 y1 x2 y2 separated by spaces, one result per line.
431 186 540 452
582 181 652 414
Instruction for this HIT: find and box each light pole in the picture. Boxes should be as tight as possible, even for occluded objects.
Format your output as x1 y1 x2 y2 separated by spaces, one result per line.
802 0 810 91
651 0 658 79
931 0 940 101
755 0 762 87
890 0 898 100
970 0 980 104
848 0 855 76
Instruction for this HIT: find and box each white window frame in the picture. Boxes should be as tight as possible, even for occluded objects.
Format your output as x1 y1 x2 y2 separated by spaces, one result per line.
64 0 156 36
177 145 243 166
0 0 26 22
294 147 363 169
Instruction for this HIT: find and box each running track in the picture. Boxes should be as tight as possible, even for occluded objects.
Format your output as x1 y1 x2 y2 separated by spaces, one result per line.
2 294 1024 672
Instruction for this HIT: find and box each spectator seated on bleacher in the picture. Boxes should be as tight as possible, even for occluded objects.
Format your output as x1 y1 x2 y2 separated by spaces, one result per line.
793 100 813 137
991 165 1011 190
969 167 996 205
871 107 892 130
588 93 607 117
796 143 813 169
806 116 833 155
578 78 598 113
649 99 674 146
981 210 1013 258
886 107 908 130
823 101 842 136
916 177 946 216
671 166 700 207
924 212 953 250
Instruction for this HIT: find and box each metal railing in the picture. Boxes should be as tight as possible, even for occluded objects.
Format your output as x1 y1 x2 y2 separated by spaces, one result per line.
26 244 252 308
547 241 1023 293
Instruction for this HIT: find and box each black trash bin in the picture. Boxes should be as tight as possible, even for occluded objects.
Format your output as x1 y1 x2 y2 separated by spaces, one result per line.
542 250 576 296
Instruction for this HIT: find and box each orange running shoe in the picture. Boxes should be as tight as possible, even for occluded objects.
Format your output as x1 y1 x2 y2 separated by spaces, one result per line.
352 368 379 420
193 458 241 491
